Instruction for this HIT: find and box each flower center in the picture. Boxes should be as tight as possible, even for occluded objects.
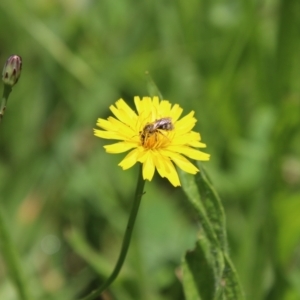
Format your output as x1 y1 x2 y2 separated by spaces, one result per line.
139 117 174 149
142 130 171 149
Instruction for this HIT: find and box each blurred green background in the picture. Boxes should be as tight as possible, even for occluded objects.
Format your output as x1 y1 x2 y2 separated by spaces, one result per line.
0 0 300 299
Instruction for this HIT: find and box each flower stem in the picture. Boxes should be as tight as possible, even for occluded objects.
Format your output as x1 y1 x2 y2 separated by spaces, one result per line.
0 85 12 123
0 207 31 300
79 165 145 300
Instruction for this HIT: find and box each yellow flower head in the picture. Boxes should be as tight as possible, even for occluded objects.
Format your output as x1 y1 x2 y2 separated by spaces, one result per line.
94 96 210 187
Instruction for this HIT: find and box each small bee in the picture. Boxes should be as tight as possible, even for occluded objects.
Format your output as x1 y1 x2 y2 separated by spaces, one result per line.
140 117 174 145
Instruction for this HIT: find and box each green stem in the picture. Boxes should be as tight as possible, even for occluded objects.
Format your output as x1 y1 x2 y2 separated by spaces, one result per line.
79 165 145 300
0 85 12 123
0 207 31 300
0 83 31 300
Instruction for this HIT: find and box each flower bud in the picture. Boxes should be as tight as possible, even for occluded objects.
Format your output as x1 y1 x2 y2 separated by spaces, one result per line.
2 55 22 87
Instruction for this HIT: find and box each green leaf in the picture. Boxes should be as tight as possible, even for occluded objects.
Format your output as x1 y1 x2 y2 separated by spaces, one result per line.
195 163 227 252
179 168 216 243
179 166 245 300
182 238 215 300
223 254 245 300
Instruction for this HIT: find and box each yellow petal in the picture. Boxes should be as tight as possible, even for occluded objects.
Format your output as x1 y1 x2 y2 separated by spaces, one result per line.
164 162 181 187
170 104 183 122
187 140 207 148
108 99 137 126
156 157 181 187
142 151 155 181
107 117 136 138
141 97 152 116
167 145 210 161
134 96 153 121
172 132 200 146
118 148 140 169
109 105 132 125
158 100 172 116
115 99 138 119
94 129 124 140
152 96 160 108
175 112 197 133
96 118 112 130
165 151 199 174
104 142 137 153
134 96 142 114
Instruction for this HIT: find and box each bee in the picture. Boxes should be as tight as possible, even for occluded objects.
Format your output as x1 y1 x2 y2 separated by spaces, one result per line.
140 117 174 145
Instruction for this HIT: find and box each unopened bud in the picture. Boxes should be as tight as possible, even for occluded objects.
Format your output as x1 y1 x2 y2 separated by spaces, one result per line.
2 55 22 87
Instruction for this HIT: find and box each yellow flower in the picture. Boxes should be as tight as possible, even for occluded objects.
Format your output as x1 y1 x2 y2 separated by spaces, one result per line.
94 96 210 187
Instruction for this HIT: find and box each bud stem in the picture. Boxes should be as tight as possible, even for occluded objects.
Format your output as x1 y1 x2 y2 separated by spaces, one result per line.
0 85 12 123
